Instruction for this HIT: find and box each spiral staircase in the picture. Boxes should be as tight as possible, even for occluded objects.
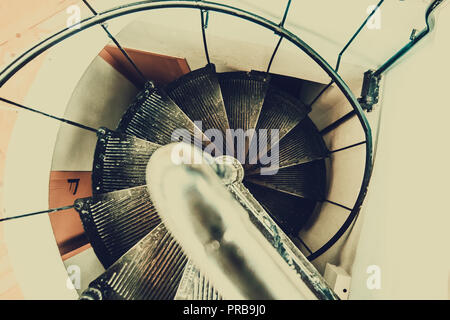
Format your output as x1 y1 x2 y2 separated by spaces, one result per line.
0 0 407 300
1 0 448 301
69 60 335 299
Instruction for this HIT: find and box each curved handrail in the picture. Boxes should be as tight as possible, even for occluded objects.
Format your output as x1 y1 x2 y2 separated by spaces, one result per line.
373 0 446 77
0 0 373 261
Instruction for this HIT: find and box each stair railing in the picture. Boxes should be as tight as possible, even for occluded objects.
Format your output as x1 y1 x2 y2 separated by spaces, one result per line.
0 0 374 262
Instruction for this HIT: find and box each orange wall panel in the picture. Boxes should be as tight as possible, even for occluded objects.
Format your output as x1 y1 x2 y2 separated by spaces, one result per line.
99 45 191 87
48 171 92 257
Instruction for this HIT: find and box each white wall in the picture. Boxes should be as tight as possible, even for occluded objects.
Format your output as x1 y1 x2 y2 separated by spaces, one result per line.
51 57 138 171
350 3 450 299
3 26 113 299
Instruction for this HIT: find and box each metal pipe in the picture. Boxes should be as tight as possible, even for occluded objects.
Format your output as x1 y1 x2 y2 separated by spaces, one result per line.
0 205 74 223
146 143 317 300
0 97 98 133
373 0 445 77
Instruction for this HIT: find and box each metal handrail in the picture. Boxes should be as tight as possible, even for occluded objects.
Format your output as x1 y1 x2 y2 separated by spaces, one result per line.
146 143 322 300
373 0 445 77
0 0 373 261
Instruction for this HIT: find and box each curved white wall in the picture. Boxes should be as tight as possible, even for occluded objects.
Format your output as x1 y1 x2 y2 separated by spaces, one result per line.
2 24 128 299
3 1 444 299
351 3 450 299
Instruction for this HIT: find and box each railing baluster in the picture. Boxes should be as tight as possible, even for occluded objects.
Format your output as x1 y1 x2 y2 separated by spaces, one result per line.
320 110 356 135
324 200 352 212
81 0 146 84
266 0 292 73
298 237 313 255
0 97 97 133
308 0 385 109
330 140 366 154
307 81 333 108
0 205 74 223
200 8 211 65
335 0 384 73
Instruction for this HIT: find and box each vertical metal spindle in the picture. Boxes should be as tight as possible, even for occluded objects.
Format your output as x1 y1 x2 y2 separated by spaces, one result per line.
308 0 385 109
81 0 146 84
266 0 292 74
200 8 211 65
